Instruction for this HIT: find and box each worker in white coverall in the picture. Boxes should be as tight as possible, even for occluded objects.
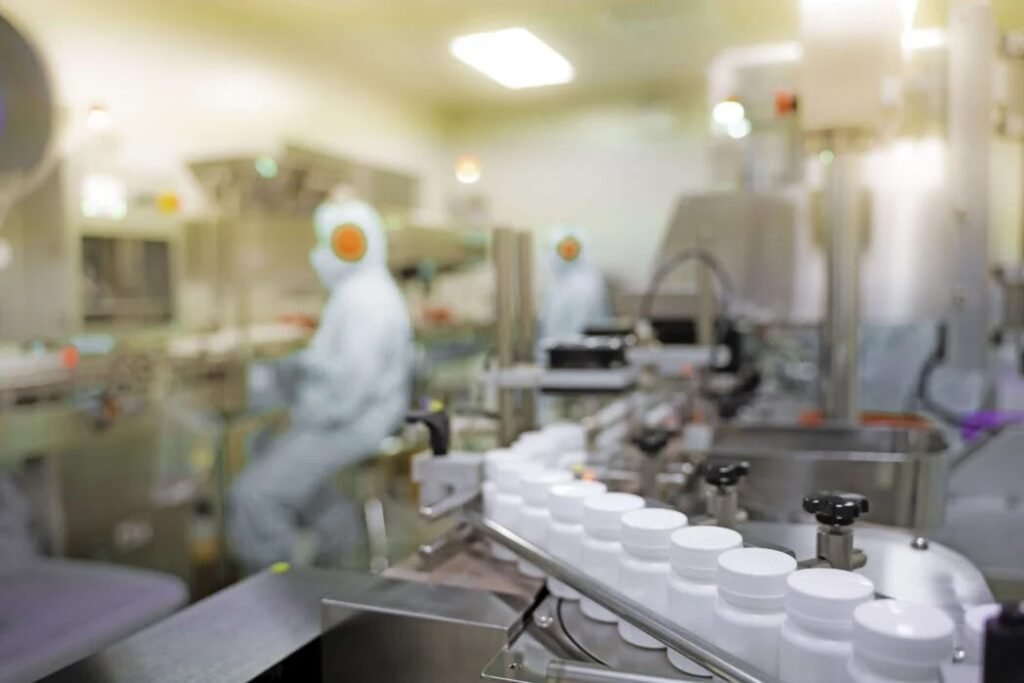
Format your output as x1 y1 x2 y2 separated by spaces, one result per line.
229 198 412 573
537 228 612 353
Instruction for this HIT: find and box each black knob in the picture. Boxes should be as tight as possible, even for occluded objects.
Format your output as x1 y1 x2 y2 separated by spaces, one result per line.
631 428 671 456
803 491 870 526
984 603 1024 683
703 462 749 487
406 407 450 456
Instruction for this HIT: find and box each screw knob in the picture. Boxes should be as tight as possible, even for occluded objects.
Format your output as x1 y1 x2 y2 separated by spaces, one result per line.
803 491 869 526
703 462 750 487
632 428 670 456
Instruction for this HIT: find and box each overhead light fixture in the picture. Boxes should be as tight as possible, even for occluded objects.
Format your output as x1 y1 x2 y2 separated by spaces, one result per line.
450 28 574 90
454 154 482 184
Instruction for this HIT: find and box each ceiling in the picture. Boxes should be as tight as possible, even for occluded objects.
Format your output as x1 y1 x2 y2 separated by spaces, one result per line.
10 0 1024 115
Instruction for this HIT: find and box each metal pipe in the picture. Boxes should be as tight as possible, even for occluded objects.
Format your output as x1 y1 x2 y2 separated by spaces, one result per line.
821 144 861 423
494 228 519 445
473 514 779 683
546 660 683 683
516 230 537 430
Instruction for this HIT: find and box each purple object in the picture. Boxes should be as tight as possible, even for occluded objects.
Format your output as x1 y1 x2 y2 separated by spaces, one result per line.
960 411 1024 441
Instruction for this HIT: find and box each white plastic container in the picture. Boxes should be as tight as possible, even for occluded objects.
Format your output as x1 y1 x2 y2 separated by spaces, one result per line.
847 599 955 683
518 469 574 577
546 480 608 600
617 508 688 649
778 568 875 683
666 526 743 674
713 547 796 676
580 492 645 623
492 460 544 562
484 449 532 561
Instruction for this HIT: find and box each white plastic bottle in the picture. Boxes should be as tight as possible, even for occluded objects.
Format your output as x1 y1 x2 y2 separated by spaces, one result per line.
847 599 955 683
484 449 530 561
617 508 689 649
546 480 608 600
713 547 796 676
666 525 743 674
518 469 574 577
580 492 645 623
777 568 875 683
492 459 544 562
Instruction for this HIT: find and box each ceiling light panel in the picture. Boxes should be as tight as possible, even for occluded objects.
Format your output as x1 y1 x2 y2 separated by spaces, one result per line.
450 28 574 90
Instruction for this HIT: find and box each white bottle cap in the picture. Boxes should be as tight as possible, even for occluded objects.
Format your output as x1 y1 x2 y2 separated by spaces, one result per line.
484 448 520 480
963 603 1001 664
852 599 955 669
717 547 796 609
785 568 874 630
670 526 743 580
548 481 608 522
496 460 545 494
542 422 585 451
514 431 553 456
521 469 574 507
582 492 645 538
620 508 688 558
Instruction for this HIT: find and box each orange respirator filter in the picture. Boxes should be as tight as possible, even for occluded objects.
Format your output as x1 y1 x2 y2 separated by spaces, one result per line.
331 223 368 262
556 236 581 262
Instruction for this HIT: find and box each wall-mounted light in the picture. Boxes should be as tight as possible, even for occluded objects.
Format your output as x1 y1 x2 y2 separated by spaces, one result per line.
86 104 112 131
450 28 574 90
712 99 746 127
81 173 127 220
455 154 482 184
726 118 752 140
254 156 279 179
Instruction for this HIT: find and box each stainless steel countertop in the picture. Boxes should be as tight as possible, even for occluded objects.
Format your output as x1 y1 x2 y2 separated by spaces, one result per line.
40 566 356 683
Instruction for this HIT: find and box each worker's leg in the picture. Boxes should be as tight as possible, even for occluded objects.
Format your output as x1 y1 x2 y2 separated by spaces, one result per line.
305 478 365 569
228 429 348 574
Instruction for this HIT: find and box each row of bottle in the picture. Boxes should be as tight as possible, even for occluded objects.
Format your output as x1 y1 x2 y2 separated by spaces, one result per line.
482 434 995 683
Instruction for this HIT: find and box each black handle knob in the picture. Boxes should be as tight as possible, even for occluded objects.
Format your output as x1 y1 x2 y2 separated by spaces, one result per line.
703 462 749 487
984 603 1024 683
803 491 870 526
631 428 671 456
406 408 450 456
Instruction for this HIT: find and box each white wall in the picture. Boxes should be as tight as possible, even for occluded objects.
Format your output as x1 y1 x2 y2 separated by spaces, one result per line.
1 3 447 222
442 101 709 294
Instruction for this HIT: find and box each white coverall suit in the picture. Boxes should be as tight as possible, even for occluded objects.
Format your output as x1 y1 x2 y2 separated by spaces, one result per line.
537 229 612 351
229 199 412 573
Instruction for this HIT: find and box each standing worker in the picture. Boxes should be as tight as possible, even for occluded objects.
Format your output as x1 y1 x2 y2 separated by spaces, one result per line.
537 228 612 352
229 197 412 574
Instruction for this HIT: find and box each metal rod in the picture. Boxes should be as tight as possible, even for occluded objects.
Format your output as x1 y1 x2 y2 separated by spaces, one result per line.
546 659 684 683
821 143 861 423
516 230 537 430
494 228 519 445
473 514 779 683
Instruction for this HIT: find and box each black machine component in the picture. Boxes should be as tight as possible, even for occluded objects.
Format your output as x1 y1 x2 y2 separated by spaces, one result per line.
546 337 627 370
406 408 450 456
984 602 1024 683
803 492 870 527
631 427 672 457
703 462 750 488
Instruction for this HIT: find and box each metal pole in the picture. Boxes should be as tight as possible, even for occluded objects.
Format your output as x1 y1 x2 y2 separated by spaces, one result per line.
474 514 779 683
947 0 994 375
517 230 537 430
821 142 861 423
494 228 519 445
